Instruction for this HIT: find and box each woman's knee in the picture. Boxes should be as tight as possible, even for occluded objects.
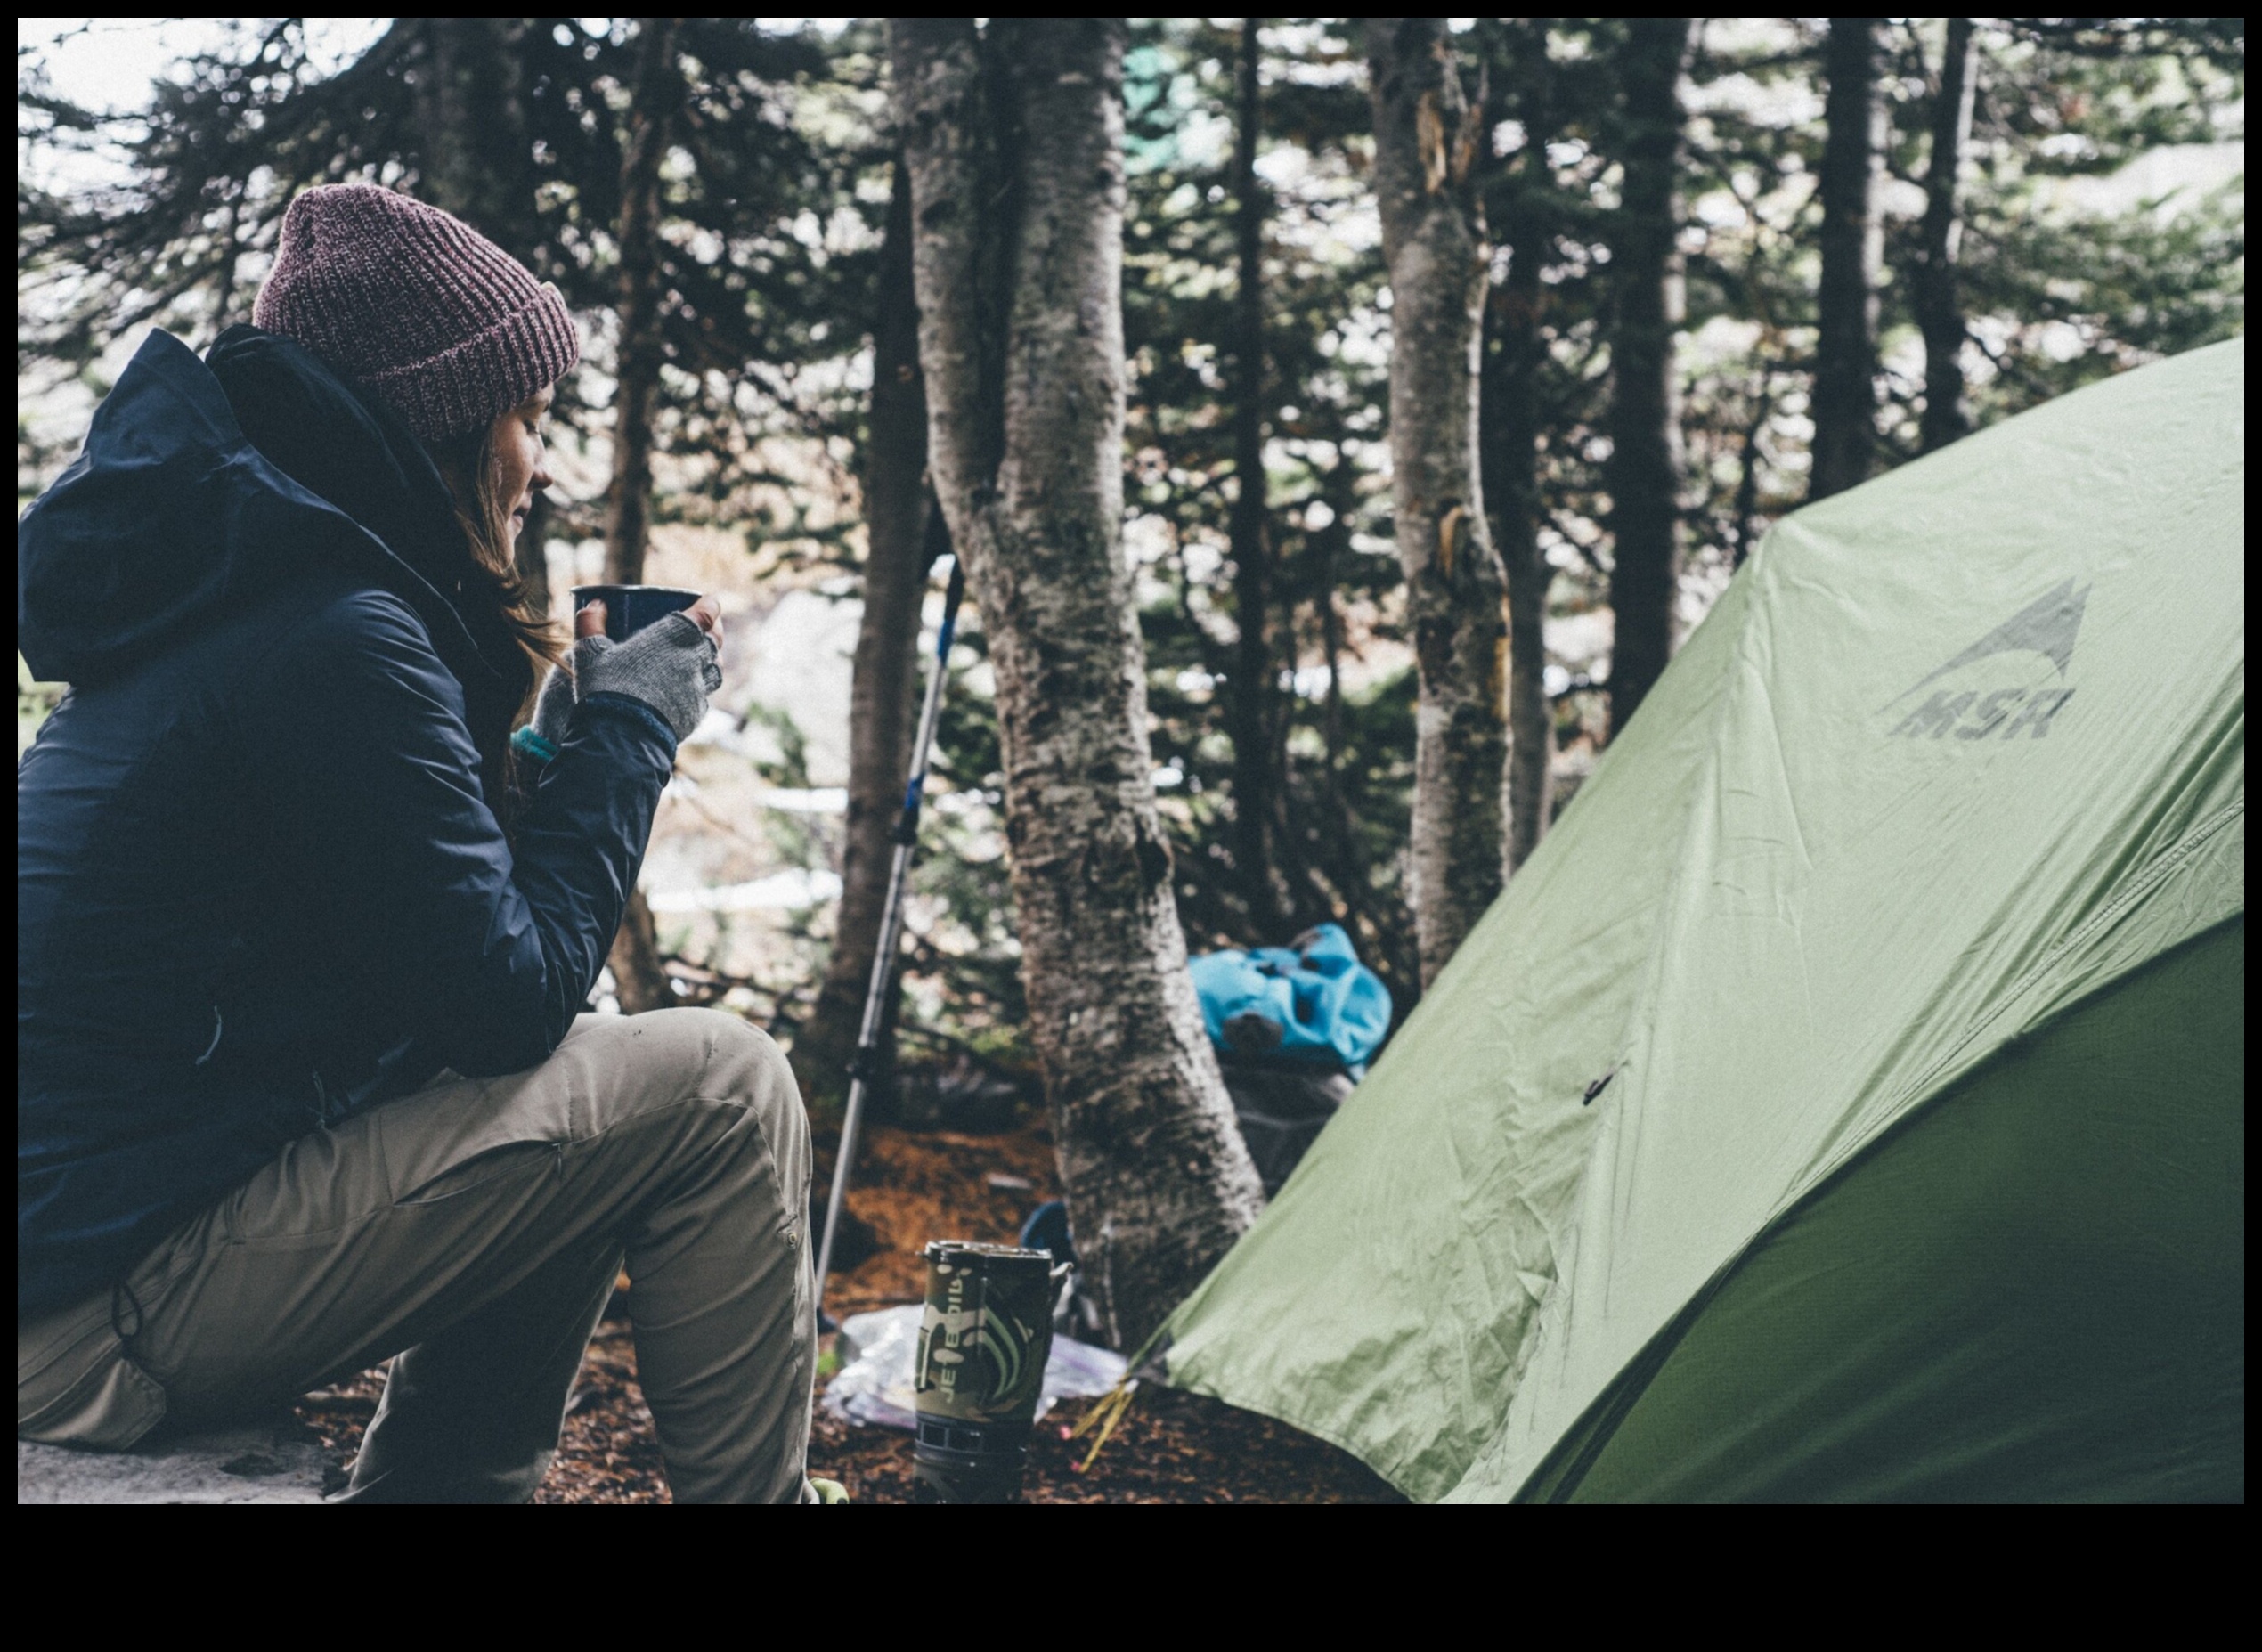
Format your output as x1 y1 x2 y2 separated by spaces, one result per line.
678 1012 804 1134
680 1014 810 1214
586 1010 804 1164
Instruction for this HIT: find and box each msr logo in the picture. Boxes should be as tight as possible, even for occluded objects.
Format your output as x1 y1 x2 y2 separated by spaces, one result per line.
1883 579 2088 742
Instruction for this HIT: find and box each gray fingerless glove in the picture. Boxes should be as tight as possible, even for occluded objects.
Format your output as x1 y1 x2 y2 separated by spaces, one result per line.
575 612 722 742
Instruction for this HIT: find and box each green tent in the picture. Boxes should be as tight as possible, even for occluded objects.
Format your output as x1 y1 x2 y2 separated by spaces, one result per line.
1162 339 2245 1502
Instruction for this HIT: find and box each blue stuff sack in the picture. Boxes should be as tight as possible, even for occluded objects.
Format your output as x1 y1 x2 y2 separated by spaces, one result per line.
1188 923 1393 1074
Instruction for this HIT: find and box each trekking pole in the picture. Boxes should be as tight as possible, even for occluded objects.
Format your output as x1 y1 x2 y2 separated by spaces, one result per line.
815 554 965 1314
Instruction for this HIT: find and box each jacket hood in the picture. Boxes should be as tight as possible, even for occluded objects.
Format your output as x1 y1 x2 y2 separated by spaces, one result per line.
17 327 522 714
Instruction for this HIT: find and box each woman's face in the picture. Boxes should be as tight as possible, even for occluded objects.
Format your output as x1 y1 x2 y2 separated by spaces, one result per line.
489 387 556 535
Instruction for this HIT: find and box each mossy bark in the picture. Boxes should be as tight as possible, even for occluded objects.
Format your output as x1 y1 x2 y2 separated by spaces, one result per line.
1367 17 1509 987
891 18 1262 1348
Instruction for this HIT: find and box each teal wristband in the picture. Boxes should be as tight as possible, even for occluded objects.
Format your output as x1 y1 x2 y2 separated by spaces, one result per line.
510 726 560 765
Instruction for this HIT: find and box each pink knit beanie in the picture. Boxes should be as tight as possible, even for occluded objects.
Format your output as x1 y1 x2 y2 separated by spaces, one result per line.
253 183 579 442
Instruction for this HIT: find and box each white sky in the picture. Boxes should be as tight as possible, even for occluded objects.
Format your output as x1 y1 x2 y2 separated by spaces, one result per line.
20 17 383 113
20 17 855 113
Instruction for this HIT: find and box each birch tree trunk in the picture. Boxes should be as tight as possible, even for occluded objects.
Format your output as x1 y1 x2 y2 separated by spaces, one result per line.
1917 18 1978 454
1226 17 1284 930
1605 17 1696 739
798 158 940 1100
1811 16 1884 500
1366 16 1509 988
890 17 1263 1349
603 16 684 1016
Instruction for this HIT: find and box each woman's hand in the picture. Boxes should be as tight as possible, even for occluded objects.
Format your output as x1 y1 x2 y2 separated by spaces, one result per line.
571 595 726 742
524 595 725 759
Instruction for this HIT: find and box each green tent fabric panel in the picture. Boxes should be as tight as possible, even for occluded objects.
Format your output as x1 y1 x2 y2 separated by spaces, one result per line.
1163 339 2246 1502
1526 917 2243 1504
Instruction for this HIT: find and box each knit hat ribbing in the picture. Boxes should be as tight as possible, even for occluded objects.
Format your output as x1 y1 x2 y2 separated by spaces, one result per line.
253 183 578 443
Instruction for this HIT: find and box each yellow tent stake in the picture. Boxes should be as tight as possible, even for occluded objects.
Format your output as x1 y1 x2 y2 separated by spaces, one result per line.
1073 1381 1138 1472
1064 1378 1131 1441
1064 1318 1168 1469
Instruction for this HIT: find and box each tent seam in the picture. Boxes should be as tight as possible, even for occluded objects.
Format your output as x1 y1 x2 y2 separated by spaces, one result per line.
1873 794 2242 1138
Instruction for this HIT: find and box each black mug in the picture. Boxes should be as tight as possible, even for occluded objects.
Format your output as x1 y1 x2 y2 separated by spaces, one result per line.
571 583 702 643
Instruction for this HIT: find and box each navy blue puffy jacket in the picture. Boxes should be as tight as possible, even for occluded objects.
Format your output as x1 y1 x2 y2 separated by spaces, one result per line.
18 328 676 1316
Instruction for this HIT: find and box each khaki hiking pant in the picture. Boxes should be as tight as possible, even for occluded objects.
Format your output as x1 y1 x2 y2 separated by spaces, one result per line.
17 1010 817 1503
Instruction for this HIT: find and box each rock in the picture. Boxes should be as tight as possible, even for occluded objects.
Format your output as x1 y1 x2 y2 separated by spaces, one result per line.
18 1420 330 1504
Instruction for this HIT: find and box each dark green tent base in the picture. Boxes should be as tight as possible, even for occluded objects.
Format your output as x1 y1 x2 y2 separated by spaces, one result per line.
1523 917 2244 1502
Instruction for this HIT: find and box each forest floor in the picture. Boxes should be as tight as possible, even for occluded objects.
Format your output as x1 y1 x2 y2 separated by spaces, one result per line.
295 1117 1401 1504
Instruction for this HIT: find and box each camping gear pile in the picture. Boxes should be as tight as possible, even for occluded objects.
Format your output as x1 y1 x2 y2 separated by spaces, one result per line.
1191 923 1392 1195
1160 340 2245 1502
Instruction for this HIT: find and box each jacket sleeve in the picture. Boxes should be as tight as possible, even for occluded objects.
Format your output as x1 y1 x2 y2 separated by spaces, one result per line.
238 588 676 1077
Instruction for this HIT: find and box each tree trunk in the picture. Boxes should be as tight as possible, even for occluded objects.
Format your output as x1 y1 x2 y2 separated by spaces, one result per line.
602 891 669 1015
602 16 682 588
1312 459 1379 941
602 17 685 1017
1604 18 1694 741
1729 386 1772 569
797 157 940 1101
891 17 1263 1349
1366 17 1509 988
1479 105 1558 873
1811 17 1884 500
1314 480 1353 863
1916 18 1977 454
1226 18 1283 932
411 18 539 250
